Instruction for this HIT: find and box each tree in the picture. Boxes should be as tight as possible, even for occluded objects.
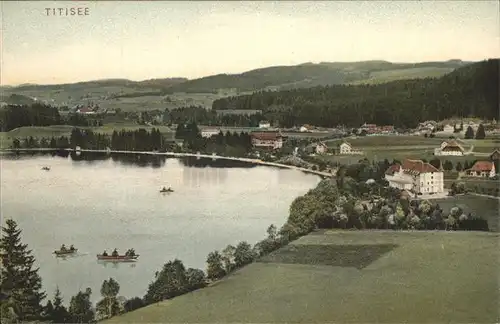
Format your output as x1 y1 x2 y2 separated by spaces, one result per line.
475 124 486 139
186 268 206 290
144 259 189 304
44 287 70 323
266 224 277 241
68 287 94 323
206 251 226 280
123 297 144 313
464 126 475 139
96 278 121 320
11 138 20 149
221 245 236 273
234 241 256 268
443 160 454 171
429 158 441 170
0 219 46 322
41 299 54 321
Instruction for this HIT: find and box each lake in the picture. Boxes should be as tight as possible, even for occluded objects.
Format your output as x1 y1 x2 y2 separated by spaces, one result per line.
0 153 321 304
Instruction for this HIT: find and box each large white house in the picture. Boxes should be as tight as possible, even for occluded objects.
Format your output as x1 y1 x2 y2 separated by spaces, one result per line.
434 140 465 156
250 131 283 150
385 159 444 194
339 142 363 155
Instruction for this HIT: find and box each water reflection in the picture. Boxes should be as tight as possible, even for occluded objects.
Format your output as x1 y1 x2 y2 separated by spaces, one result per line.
97 261 137 269
182 166 229 188
1 152 259 170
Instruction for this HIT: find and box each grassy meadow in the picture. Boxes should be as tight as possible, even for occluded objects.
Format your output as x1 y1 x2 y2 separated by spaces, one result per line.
1 86 240 112
321 135 499 164
106 230 499 323
349 66 455 85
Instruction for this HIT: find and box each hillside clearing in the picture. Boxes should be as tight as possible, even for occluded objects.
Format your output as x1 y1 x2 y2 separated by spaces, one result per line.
106 230 499 323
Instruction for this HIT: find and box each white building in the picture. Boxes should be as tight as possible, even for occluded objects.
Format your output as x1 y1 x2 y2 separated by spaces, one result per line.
201 128 221 138
339 142 363 155
259 121 271 129
250 132 283 150
315 142 328 154
385 159 444 194
443 124 455 133
434 140 465 156
300 125 312 132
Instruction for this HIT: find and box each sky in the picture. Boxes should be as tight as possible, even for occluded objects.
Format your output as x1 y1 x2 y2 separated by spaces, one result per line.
1 1 499 85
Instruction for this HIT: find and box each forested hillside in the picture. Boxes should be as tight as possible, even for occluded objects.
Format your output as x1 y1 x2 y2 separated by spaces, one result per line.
165 60 468 93
212 59 499 128
0 103 61 131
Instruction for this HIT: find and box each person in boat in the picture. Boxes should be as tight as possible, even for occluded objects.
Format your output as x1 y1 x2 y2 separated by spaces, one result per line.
60 244 67 252
162 187 167 191
124 248 136 257
102 250 108 256
112 248 119 257
69 245 75 251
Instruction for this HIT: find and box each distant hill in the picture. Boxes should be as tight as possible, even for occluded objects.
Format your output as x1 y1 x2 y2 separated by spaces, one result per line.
1 60 472 96
164 60 472 93
0 94 36 105
212 59 499 128
4 78 188 92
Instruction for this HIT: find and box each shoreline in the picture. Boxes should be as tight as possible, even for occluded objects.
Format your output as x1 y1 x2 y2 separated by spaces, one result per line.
0 148 334 178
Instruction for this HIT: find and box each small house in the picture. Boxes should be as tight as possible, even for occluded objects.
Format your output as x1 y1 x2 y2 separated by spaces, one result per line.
465 161 496 178
259 121 271 129
490 149 500 161
315 142 328 154
434 140 464 156
201 128 220 138
339 142 363 155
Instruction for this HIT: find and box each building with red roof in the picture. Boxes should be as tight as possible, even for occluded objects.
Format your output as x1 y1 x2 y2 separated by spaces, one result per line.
250 131 283 150
385 159 444 194
76 107 96 115
465 161 496 178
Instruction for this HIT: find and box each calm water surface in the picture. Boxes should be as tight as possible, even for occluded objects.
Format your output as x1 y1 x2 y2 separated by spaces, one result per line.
1 154 320 304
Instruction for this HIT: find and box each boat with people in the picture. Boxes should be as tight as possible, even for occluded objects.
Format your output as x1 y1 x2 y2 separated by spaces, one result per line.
41 166 51 171
97 248 139 262
159 186 174 193
53 244 77 256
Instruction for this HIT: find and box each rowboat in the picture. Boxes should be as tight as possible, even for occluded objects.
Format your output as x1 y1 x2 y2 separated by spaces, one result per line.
160 187 174 193
96 254 139 262
53 249 77 256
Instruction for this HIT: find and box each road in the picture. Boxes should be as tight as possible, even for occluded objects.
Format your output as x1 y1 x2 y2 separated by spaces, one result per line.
0 148 334 178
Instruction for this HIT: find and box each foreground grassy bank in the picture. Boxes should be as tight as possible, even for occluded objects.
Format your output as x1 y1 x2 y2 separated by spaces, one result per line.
102 176 496 323
106 230 499 323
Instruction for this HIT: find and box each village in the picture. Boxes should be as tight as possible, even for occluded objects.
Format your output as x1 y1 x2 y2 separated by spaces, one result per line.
42 105 500 198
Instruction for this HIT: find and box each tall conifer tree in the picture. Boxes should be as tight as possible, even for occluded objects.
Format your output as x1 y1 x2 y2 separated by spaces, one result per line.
0 219 46 321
